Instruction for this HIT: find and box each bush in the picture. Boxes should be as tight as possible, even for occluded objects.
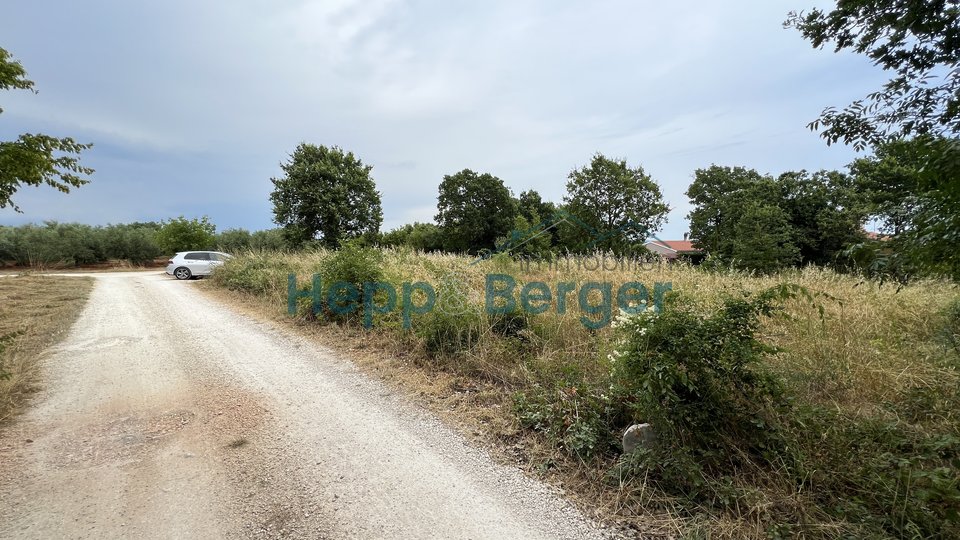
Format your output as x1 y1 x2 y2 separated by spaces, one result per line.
212 252 293 298
613 290 792 468
216 228 252 253
316 242 385 322
606 288 803 509
250 228 287 251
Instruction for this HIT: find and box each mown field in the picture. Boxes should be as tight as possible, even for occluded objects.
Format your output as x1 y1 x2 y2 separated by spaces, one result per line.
209 247 960 539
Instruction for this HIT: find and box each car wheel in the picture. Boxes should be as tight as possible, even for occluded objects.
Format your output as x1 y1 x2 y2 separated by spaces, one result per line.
174 267 192 280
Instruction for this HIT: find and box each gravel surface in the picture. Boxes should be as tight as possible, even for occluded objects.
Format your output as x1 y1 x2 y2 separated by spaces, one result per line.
0 271 610 539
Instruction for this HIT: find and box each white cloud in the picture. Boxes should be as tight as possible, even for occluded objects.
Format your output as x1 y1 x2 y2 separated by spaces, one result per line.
0 0 888 237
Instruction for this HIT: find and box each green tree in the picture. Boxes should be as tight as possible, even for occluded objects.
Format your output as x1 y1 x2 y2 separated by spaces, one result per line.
776 169 866 266
849 137 960 280
731 203 799 273
517 189 556 225
215 228 251 252
435 169 517 254
155 216 216 254
101 223 161 264
0 48 93 211
496 212 553 258
270 144 383 248
789 3 960 281
786 1 960 150
687 165 773 261
249 228 287 251
562 153 669 254
849 139 926 236
688 165 863 270
380 222 444 251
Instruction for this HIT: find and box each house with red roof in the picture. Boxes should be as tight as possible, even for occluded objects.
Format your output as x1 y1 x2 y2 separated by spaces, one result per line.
643 234 705 262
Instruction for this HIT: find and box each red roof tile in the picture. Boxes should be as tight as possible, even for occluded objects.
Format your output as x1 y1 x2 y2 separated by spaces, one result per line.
647 240 701 252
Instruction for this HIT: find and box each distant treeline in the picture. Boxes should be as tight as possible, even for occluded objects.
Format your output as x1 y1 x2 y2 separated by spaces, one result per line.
0 221 285 267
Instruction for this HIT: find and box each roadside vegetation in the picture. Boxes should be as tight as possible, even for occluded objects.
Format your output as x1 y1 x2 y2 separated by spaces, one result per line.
0 275 93 422
210 248 960 538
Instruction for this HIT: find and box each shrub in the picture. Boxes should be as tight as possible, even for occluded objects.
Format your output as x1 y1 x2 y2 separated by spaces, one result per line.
609 289 800 505
316 242 385 322
212 252 293 298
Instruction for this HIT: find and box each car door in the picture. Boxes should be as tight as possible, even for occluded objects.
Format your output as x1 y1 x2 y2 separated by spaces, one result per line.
209 252 227 271
183 252 212 274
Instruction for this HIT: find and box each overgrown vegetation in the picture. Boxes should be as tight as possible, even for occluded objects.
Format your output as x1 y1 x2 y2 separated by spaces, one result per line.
0 275 93 421
209 248 960 538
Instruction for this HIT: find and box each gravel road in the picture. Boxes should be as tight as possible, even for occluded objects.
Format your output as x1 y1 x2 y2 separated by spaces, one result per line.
0 272 609 539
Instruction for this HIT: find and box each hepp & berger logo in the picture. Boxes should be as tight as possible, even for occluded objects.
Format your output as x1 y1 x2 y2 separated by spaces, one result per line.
288 209 674 329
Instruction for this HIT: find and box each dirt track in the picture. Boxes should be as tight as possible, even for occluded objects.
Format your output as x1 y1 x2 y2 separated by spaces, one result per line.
0 272 608 539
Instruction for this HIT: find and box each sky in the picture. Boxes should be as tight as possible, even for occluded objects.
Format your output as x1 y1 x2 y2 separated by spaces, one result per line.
0 0 888 240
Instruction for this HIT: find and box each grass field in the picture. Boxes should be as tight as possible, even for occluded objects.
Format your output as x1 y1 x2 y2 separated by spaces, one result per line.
209 248 960 538
0 275 94 422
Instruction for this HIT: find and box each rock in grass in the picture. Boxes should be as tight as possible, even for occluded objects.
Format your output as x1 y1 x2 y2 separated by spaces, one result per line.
622 423 656 454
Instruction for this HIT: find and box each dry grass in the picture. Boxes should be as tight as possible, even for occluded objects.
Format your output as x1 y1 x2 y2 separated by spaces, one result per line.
0 275 94 422
205 248 960 538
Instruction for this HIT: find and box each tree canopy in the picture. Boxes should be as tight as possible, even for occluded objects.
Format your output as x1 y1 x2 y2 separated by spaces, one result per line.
687 165 865 272
155 216 216 254
0 47 93 211
561 153 669 254
786 1 960 150
270 144 383 248
435 169 517 254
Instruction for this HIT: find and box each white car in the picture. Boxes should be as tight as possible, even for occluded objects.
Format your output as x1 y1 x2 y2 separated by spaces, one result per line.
165 251 232 280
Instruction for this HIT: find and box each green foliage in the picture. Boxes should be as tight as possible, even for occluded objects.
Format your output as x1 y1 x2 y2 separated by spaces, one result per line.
793 407 960 538
494 214 553 259
687 165 865 272
515 383 628 460
435 169 517 254
315 242 385 322
155 216 216 254
215 228 251 252
562 153 669 254
517 189 556 227
0 48 93 211
379 222 444 251
786 1 960 150
776 169 866 266
416 307 483 358
0 222 161 267
730 202 798 273
250 228 287 251
270 144 383 248
317 241 384 292
849 137 960 281
99 222 161 264
211 251 293 296
613 291 793 479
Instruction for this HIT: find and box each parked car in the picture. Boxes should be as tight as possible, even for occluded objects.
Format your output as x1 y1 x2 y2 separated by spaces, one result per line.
165 251 232 280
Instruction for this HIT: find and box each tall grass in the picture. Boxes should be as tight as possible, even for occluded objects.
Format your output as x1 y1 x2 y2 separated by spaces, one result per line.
211 248 960 538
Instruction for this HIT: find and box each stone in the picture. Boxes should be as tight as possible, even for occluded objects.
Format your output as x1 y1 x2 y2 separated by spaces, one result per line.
622 423 656 454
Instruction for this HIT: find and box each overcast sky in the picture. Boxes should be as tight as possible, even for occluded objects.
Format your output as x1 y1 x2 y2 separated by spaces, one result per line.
0 0 886 239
